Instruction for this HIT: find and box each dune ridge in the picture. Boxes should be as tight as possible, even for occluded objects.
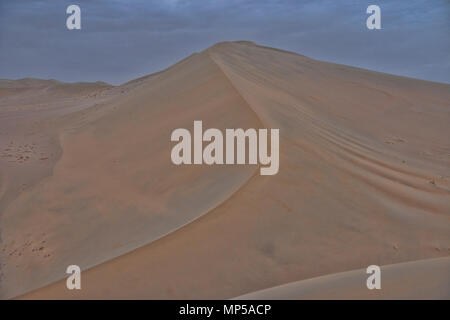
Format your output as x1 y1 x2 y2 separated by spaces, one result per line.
234 256 450 299
0 41 449 299
0 48 262 299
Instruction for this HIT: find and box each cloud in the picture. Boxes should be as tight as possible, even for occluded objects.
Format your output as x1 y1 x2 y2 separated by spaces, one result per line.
0 0 448 84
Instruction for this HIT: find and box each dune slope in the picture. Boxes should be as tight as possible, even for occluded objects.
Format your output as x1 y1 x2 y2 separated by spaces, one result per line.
0 51 260 298
1 41 449 299
235 257 450 299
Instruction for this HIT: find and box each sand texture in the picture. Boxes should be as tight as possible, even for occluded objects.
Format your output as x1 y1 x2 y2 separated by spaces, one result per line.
0 41 449 299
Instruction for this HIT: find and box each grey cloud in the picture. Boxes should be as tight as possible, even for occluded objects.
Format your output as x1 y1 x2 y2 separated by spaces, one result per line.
0 0 448 84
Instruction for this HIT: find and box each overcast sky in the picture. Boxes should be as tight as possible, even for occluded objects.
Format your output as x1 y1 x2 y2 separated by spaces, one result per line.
0 0 449 85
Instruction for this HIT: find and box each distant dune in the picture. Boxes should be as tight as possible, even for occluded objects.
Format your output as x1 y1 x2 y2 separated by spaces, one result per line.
0 41 449 299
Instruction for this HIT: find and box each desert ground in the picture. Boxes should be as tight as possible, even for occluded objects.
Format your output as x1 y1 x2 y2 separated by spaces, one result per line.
0 41 449 299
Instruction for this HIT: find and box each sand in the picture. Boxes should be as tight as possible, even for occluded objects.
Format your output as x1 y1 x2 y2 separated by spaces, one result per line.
0 41 449 299
235 257 450 299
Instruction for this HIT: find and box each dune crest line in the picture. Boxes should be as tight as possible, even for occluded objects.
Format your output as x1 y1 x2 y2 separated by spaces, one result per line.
1 41 449 299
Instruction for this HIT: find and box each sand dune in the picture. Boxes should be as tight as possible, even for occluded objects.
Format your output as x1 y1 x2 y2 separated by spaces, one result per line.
235 257 450 299
1 41 449 299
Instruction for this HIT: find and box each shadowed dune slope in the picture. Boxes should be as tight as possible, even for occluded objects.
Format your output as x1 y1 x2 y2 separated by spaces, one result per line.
1 50 260 299
235 257 450 299
1 41 449 299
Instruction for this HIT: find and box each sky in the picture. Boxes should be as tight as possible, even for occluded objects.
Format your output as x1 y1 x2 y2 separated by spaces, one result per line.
0 0 449 85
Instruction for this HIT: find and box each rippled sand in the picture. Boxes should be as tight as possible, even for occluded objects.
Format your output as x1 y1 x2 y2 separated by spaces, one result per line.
1 41 449 299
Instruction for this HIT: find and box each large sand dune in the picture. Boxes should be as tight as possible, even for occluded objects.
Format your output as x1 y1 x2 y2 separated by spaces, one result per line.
0 41 449 299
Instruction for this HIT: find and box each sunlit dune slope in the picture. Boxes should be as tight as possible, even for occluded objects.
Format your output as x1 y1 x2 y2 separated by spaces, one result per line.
1 41 449 299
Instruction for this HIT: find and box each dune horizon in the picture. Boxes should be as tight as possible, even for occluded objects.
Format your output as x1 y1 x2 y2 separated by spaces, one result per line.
4 41 450 87
0 41 449 300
